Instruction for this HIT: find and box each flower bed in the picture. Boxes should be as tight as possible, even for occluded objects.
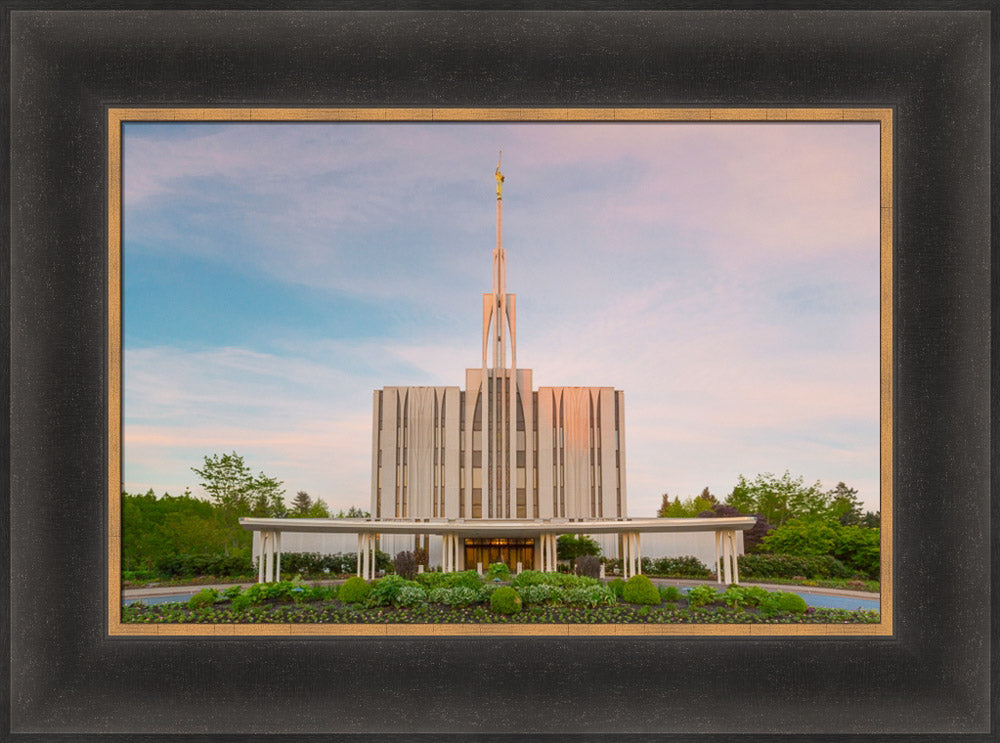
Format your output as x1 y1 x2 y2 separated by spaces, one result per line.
121 576 881 625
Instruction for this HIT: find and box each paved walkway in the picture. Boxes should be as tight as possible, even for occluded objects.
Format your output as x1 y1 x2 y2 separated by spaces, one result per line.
643 576 878 600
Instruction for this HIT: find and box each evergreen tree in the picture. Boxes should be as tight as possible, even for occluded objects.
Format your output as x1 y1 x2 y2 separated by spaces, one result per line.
291 490 313 516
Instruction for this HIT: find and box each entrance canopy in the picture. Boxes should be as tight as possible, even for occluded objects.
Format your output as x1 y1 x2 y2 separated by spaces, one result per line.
241 515 756 584
239 516 756 537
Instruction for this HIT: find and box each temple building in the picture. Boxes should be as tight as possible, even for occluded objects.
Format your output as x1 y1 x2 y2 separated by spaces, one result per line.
242 160 755 581
370 159 627 570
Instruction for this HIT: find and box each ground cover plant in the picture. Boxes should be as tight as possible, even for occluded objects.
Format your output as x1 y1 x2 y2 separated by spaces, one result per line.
124 574 880 625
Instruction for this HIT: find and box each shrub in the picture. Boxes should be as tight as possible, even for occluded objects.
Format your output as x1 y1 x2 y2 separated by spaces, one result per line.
157 552 253 579
607 578 626 599
647 556 712 579
775 591 808 614
394 584 428 607
658 585 682 602
477 583 501 601
741 585 772 607
230 591 253 612
338 576 371 604
686 585 719 607
513 571 598 589
367 575 423 607
513 569 545 586
516 584 566 606
737 553 852 580
564 584 616 608
429 586 479 607
187 588 219 609
759 518 880 579
490 586 523 615
622 575 661 605
486 562 511 581
721 585 750 610
393 551 418 580
576 555 601 579
422 570 481 590
416 571 447 589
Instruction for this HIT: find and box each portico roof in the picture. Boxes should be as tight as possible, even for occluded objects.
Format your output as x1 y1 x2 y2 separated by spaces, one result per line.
240 516 756 538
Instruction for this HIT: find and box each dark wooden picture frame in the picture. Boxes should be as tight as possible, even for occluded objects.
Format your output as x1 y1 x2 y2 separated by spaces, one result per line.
6 6 994 739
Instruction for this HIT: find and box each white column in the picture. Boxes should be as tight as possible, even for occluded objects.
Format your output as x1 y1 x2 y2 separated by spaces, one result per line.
722 530 733 585
262 531 272 582
356 533 363 577
715 531 722 584
729 531 740 585
636 533 642 575
443 535 449 573
257 531 266 583
622 533 630 579
275 531 282 581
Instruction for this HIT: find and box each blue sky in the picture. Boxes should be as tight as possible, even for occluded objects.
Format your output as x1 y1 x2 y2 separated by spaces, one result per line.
122 121 881 516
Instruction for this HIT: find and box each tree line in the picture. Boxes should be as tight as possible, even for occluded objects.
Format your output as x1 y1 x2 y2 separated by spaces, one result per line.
656 471 881 579
122 452 368 576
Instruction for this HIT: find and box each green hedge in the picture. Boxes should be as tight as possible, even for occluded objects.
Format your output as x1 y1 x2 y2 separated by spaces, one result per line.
737 553 852 580
644 555 712 578
155 553 253 578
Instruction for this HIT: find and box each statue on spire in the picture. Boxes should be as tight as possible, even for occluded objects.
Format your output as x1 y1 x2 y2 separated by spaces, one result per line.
495 151 504 200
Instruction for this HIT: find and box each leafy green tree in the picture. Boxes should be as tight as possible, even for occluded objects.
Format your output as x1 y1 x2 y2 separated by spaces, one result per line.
759 517 880 579
291 490 313 516
828 482 864 526
557 534 601 569
861 510 881 529
727 471 831 527
334 506 370 518
758 518 838 556
121 488 249 568
191 452 254 515
249 473 286 517
658 487 717 517
191 452 286 518
306 498 331 518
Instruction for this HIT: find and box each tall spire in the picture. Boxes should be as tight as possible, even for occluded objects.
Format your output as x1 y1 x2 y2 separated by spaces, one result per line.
493 151 505 299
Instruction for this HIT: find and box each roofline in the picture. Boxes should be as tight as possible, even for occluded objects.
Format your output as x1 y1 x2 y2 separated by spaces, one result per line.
238 516 756 537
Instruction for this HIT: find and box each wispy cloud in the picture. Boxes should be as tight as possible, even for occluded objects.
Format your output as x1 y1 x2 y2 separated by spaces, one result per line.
123 121 882 516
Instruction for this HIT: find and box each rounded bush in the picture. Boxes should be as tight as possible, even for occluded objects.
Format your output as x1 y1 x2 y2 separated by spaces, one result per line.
775 591 808 614
622 575 661 605
489 586 523 615
337 576 371 604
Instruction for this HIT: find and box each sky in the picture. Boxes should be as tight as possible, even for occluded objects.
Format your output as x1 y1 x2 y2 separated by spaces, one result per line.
122 120 882 516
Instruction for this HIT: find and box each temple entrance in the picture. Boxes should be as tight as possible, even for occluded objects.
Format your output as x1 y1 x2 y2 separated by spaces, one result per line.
464 538 535 573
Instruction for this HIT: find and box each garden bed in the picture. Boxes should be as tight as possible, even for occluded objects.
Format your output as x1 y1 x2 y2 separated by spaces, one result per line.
121 570 881 625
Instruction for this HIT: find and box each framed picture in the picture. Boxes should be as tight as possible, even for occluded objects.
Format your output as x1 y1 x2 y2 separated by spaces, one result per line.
7 6 993 739
108 107 891 639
